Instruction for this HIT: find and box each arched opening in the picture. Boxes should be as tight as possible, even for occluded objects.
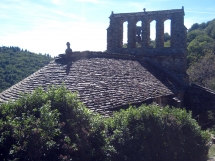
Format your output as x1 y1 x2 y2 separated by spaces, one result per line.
164 19 171 47
123 21 128 48
150 20 156 48
136 21 142 48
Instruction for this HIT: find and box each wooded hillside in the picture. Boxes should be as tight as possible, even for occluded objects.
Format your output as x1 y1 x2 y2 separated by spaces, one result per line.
187 19 215 90
0 46 52 92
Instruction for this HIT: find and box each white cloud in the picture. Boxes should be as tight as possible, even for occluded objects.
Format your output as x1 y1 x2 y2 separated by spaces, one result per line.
0 20 107 56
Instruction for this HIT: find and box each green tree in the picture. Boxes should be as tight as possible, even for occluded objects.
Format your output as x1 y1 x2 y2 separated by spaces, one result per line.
187 52 215 90
0 46 53 92
187 34 215 65
122 43 127 48
188 23 200 32
164 32 171 42
150 39 156 48
187 29 205 43
164 40 170 47
187 19 215 91
205 19 215 39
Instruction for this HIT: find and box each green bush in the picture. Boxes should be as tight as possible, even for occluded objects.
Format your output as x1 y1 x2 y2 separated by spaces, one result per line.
0 85 107 161
106 105 210 161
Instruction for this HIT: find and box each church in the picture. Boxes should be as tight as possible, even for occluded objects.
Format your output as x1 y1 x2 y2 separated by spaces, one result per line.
1 7 215 116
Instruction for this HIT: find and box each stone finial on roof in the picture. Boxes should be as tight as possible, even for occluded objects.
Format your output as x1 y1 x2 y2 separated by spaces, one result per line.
65 42 72 55
109 11 114 18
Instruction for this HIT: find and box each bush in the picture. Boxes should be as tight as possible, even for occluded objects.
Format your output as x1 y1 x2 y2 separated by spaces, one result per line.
106 105 210 161
0 85 107 161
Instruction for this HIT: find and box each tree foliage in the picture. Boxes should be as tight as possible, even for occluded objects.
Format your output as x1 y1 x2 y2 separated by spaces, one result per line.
205 20 215 39
187 52 215 89
187 19 215 62
187 19 215 90
164 32 171 42
0 46 52 92
187 30 205 43
187 34 215 64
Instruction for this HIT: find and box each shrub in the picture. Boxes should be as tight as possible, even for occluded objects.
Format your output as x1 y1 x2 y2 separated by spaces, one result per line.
0 85 107 161
106 104 210 161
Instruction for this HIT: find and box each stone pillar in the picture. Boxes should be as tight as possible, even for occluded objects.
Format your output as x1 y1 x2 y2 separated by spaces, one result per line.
156 19 164 48
141 19 150 48
107 27 113 51
107 16 115 51
170 17 176 48
114 20 122 48
119 21 124 48
127 20 136 48
107 16 122 51
171 14 186 48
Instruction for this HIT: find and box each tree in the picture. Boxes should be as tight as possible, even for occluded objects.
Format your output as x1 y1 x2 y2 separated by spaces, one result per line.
187 34 215 65
187 29 205 43
187 52 215 90
0 46 53 92
164 32 171 42
164 40 170 47
122 43 127 48
188 23 200 32
205 19 215 39
150 39 156 48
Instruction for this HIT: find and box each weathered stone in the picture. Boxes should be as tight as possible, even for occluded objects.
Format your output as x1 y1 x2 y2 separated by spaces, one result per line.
65 42 73 55
107 7 188 83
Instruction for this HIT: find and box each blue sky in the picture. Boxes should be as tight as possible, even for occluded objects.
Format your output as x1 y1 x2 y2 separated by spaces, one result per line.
0 0 215 56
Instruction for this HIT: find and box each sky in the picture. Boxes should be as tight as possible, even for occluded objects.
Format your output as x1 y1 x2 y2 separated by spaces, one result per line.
0 0 215 57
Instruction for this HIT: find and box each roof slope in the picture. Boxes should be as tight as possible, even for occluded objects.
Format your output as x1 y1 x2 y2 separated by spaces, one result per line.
0 52 184 116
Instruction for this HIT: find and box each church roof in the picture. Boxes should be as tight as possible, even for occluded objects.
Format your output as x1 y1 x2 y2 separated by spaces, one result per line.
0 52 185 116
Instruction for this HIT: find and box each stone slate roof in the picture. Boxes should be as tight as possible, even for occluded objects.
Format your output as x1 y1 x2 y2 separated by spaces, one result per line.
0 52 185 116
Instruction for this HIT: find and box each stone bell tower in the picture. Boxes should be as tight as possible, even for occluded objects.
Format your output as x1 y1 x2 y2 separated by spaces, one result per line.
107 7 188 83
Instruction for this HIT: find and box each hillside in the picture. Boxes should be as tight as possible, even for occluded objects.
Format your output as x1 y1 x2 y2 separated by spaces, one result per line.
187 19 215 90
0 46 52 92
